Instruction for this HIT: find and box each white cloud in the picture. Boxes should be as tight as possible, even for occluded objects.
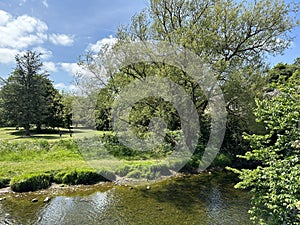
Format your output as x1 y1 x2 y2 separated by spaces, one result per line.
0 10 76 65
43 62 57 72
42 0 49 8
49 34 74 46
0 48 20 64
87 35 117 53
60 63 83 76
0 10 11 26
54 82 77 90
32 46 52 60
60 62 96 79
0 11 48 49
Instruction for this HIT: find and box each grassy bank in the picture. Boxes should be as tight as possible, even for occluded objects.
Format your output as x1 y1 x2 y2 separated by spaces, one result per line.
0 128 233 192
0 138 176 192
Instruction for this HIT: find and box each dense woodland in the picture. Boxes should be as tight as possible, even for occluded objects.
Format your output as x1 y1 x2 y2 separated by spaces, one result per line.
0 0 299 224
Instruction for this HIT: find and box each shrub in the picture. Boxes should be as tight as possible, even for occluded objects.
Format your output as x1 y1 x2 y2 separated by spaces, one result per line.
53 168 115 185
116 165 132 177
150 163 171 176
126 170 142 179
0 178 10 188
10 173 51 192
97 168 116 181
210 153 232 168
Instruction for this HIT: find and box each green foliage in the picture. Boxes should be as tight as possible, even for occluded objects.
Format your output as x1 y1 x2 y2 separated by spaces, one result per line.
210 153 232 168
0 178 10 188
0 51 71 132
232 61 300 224
99 132 174 160
116 162 171 180
10 173 51 192
53 168 115 185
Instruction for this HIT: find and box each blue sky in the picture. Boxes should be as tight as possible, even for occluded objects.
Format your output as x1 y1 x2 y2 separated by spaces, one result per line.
0 0 299 91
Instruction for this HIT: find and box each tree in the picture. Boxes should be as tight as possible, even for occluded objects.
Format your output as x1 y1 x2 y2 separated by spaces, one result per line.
0 51 54 136
79 0 299 161
116 0 298 127
231 60 300 224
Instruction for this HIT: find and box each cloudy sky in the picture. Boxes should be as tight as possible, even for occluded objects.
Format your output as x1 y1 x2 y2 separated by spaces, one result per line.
0 0 299 91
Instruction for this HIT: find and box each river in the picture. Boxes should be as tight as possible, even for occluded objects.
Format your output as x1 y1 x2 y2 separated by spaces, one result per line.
0 171 251 225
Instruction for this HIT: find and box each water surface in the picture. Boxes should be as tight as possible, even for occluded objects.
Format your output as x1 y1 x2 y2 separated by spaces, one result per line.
0 172 251 225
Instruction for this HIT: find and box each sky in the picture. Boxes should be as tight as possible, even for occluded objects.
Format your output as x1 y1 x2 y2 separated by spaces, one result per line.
0 0 299 91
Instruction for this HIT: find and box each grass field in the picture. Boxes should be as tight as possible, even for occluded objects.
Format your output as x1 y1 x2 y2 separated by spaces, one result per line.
0 127 176 191
0 127 101 141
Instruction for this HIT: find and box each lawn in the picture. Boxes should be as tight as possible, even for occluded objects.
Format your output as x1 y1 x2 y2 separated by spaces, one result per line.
0 127 101 141
0 130 177 192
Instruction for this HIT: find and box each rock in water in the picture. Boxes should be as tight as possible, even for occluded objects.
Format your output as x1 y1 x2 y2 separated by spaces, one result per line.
43 197 51 203
31 198 38 203
146 185 151 190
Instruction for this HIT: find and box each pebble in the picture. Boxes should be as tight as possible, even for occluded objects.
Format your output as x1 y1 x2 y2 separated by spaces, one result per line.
0 197 6 201
146 185 151 190
31 198 38 203
43 197 51 203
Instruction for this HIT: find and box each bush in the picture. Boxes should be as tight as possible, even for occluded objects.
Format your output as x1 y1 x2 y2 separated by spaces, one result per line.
97 168 116 181
210 153 232 168
150 163 171 176
116 165 133 177
126 170 142 179
0 178 10 188
10 173 51 192
117 162 172 180
53 168 115 185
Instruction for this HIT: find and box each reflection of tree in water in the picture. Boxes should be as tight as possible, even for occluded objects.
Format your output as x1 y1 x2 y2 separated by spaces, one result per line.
207 186 226 224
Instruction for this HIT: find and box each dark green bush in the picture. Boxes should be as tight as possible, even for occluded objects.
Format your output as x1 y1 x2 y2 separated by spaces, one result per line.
126 170 142 179
10 173 51 192
0 178 10 188
210 153 232 168
150 164 171 176
53 168 115 185
116 165 132 177
97 168 116 181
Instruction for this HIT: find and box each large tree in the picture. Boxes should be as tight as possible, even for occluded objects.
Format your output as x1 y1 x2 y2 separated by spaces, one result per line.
79 0 299 159
115 0 298 124
0 51 54 136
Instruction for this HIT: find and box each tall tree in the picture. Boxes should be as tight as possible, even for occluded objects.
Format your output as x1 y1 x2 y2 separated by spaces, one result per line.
0 51 52 136
79 0 299 159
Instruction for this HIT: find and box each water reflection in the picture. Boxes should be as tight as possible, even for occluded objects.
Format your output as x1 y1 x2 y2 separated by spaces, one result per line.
0 172 251 225
35 191 115 225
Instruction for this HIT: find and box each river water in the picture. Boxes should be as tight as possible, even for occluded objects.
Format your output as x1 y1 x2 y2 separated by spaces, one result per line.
0 172 251 225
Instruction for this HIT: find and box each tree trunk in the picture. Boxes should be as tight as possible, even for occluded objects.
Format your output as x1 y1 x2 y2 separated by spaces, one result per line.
36 122 42 133
24 123 30 136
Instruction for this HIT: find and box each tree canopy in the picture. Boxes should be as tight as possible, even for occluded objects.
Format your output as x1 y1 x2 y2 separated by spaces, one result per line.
0 51 70 135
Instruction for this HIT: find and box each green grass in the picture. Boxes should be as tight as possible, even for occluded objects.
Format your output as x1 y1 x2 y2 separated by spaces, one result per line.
0 127 104 142
0 135 176 191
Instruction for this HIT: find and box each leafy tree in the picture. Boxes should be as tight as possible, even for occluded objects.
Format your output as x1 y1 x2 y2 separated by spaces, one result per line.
116 0 298 131
60 91 74 129
42 82 65 130
79 0 299 161
0 51 55 135
231 61 300 224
